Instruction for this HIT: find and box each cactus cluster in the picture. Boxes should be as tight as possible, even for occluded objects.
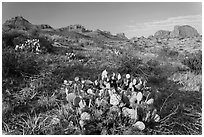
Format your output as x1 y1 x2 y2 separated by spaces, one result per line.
61 70 161 133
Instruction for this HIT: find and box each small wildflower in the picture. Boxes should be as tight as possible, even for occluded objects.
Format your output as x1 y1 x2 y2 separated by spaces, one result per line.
75 77 79 82
126 74 131 79
64 80 68 85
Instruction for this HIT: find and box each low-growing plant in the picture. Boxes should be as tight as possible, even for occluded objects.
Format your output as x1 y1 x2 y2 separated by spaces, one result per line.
182 50 202 74
2 30 28 49
2 48 41 78
117 52 143 75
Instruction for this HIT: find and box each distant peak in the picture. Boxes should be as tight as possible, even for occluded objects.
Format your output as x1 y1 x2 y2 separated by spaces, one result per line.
3 16 34 31
13 16 29 21
4 16 31 24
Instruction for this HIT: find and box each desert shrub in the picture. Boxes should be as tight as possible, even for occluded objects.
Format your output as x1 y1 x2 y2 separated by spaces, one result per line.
2 29 54 53
117 52 143 75
147 59 160 68
52 63 101 81
13 35 29 46
158 47 179 60
2 48 41 78
28 28 40 38
146 59 178 86
36 35 54 53
2 48 43 101
182 50 202 74
2 30 28 49
52 47 72 55
167 49 179 57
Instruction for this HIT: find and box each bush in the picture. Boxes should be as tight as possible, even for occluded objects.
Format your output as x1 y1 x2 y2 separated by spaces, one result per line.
147 59 160 68
2 48 41 78
158 47 179 60
38 36 54 53
2 30 28 49
13 35 29 46
2 29 54 53
52 63 101 81
182 51 202 74
117 52 143 75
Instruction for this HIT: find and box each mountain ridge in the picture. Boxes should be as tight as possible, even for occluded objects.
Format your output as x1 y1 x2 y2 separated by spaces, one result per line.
2 16 201 44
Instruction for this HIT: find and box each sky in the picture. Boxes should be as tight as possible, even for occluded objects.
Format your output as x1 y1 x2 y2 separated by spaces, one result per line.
2 2 202 38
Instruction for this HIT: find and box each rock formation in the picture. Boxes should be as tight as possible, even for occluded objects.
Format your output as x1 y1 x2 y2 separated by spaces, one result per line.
116 33 128 39
154 30 170 39
170 25 200 38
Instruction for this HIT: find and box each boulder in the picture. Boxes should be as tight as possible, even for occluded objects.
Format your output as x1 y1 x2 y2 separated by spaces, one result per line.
170 25 199 38
154 30 170 39
116 33 128 39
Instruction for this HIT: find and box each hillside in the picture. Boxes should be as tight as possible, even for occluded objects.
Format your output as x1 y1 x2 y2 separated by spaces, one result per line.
2 16 202 135
3 16 128 49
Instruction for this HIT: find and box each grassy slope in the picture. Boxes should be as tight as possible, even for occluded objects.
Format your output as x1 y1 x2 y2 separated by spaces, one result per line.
2 29 202 135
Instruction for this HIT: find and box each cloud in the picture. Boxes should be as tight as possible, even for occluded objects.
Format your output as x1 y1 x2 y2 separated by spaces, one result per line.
125 14 202 38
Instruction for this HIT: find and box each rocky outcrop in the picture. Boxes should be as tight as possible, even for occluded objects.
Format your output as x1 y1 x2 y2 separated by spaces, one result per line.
152 25 200 39
116 33 128 39
58 24 91 33
170 25 200 38
36 24 53 30
154 30 170 39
